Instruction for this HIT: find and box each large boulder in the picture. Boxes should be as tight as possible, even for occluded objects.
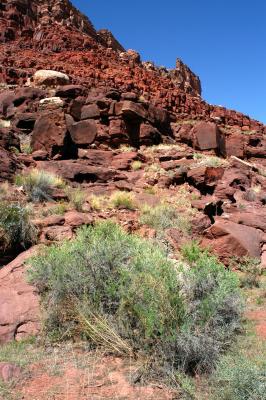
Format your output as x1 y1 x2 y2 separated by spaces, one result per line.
121 101 147 120
69 120 97 146
202 219 262 263
218 133 245 158
31 110 68 157
192 122 219 150
0 248 41 344
32 70 70 87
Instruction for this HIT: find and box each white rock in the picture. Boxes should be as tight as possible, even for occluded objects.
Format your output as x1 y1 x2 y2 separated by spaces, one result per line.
39 97 64 108
0 119 11 128
32 70 70 87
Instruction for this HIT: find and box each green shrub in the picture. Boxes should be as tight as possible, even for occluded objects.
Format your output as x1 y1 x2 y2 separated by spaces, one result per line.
211 354 266 400
15 169 65 202
28 225 242 379
28 222 183 346
178 243 243 373
0 201 37 251
110 191 135 210
140 203 191 234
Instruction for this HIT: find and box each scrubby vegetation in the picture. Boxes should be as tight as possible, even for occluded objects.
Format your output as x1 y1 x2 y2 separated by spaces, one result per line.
211 353 266 400
15 169 65 202
65 187 86 212
0 201 37 252
28 223 243 382
110 191 136 210
232 256 263 288
140 203 192 234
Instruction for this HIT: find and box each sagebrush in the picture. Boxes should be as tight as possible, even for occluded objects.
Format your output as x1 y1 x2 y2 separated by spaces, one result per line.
28 223 242 379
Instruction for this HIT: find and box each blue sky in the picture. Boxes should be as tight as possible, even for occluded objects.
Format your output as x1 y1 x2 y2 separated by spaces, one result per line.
72 1 266 123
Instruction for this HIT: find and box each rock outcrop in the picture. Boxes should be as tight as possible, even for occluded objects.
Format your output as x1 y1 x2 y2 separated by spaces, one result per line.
0 247 41 344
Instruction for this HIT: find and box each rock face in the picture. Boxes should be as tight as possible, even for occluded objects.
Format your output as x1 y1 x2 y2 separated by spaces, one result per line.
0 0 98 43
202 219 263 263
0 248 41 344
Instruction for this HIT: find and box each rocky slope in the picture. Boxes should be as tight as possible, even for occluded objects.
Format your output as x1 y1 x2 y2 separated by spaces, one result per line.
0 0 265 370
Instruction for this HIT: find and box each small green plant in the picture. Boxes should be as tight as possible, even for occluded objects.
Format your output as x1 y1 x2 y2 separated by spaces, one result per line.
41 202 69 217
140 203 191 234
131 160 143 171
110 191 135 210
0 201 37 251
15 169 65 202
66 187 86 212
211 354 266 400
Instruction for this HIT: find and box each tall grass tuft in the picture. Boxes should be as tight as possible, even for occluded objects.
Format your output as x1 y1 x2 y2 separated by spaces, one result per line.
15 169 65 202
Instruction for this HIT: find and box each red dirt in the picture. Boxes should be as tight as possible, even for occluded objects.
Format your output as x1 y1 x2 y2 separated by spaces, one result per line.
246 310 266 339
18 355 174 400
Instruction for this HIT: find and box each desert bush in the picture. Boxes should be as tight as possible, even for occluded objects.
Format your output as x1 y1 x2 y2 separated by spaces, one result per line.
140 203 191 234
15 169 64 202
131 160 142 170
28 224 242 379
28 221 183 347
65 187 86 212
177 243 243 373
0 201 37 251
211 354 266 400
110 191 135 210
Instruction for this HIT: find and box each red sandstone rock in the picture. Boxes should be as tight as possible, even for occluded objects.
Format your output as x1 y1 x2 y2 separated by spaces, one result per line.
31 110 67 156
80 104 100 120
0 146 17 181
202 219 262 262
192 122 219 150
121 101 148 120
64 211 93 227
69 119 97 146
0 247 41 344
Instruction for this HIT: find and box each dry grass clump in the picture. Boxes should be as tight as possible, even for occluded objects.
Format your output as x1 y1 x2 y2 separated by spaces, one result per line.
65 187 86 212
192 153 229 168
15 169 65 202
131 160 143 171
110 191 136 210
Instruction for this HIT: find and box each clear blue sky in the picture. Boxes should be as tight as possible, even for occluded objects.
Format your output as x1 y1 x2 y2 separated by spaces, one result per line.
72 1 266 123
